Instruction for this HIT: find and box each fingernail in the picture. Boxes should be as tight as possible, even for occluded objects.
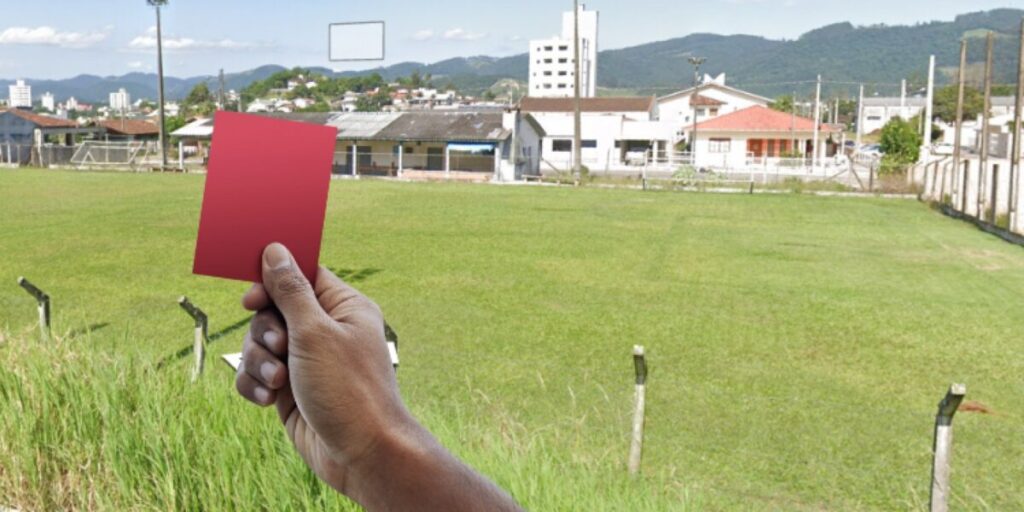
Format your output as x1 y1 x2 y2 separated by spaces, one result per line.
260 362 278 383
254 386 271 404
265 243 291 270
263 330 281 348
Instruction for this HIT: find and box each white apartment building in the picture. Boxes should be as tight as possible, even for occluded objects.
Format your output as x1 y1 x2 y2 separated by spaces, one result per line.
8 79 32 108
528 4 598 98
41 92 55 112
110 88 132 112
65 96 79 111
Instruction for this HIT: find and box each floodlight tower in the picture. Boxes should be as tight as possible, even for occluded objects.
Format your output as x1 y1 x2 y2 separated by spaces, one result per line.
688 56 706 166
148 0 169 169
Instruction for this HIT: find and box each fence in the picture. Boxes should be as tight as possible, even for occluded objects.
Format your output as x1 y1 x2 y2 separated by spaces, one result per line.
915 155 1023 235
332 150 497 178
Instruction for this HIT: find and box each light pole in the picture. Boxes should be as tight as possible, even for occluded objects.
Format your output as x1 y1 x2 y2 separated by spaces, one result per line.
688 56 706 167
572 0 582 185
148 0 169 169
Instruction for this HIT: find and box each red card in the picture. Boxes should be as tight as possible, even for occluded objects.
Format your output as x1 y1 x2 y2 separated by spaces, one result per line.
193 111 338 283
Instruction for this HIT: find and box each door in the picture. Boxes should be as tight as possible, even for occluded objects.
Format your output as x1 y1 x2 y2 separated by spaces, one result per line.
427 147 444 170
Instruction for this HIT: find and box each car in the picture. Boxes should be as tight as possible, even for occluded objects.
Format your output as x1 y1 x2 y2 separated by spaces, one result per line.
932 143 955 156
858 144 884 157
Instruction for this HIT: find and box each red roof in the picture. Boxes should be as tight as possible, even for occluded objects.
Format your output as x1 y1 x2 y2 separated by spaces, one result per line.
520 96 655 114
1 108 78 128
98 119 159 136
692 105 833 133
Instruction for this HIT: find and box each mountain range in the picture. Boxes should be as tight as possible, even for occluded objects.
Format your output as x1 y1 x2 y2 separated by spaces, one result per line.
2 8 1022 104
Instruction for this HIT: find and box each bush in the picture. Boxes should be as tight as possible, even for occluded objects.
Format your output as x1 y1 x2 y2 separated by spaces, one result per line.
879 118 921 174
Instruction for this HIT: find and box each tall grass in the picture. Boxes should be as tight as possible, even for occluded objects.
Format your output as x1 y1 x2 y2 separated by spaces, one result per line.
0 330 695 511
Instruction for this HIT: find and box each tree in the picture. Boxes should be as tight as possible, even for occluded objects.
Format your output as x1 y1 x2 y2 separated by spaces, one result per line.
769 94 795 113
933 84 983 123
183 82 216 116
879 117 921 171
482 90 497 102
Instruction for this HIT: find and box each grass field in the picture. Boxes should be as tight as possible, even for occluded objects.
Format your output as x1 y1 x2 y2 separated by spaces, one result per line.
1 169 1022 510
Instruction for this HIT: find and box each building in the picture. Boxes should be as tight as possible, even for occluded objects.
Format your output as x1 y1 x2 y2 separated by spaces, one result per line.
171 110 545 181
859 96 927 135
8 80 32 109
687 105 837 171
96 119 159 141
0 108 97 164
521 96 685 175
40 92 55 112
656 74 772 130
109 88 132 112
528 4 598 98
65 97 79 111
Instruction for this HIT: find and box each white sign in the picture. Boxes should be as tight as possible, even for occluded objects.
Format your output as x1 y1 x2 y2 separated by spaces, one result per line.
329 22 385 61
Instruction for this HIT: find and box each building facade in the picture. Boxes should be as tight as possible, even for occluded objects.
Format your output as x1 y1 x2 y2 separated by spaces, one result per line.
109 88 132 112
656 75 772 129
41 92 55 112
528 4 598 98
8 80 32 109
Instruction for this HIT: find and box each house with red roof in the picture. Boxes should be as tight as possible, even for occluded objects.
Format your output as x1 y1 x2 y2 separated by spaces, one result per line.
0 108 99 164
688 105 839 171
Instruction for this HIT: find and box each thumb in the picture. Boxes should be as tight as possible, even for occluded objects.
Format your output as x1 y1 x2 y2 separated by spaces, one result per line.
262 243 324 327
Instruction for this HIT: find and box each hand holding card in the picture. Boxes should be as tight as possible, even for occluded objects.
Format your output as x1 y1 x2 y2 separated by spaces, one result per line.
192 111 338 283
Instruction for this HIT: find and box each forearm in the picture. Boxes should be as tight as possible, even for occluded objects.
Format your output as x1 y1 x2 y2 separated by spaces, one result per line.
347 415 523 512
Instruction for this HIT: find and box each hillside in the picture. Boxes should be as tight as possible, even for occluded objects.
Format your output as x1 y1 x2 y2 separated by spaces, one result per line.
2 8 1021 102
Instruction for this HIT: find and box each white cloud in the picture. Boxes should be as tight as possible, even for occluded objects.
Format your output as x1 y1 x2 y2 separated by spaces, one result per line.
127 61 145 69
443 28 487 41
412 30 435 41
128 34 267 51
0 26 109 48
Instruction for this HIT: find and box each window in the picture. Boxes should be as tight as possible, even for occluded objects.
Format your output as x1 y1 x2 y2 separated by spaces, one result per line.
559 45 568 51
709 138 732 153
867 116 882 121
544 46 553 51
582 140 597 149
544 59 553 64
543 84 553 89
544 71 552 76
696 108 706 117
552 140 572 152
558 58 568 64
709 108 719 116
558 71 568 76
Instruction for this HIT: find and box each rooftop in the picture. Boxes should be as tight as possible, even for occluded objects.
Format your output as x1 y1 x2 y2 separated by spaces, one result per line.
1 108 77 129
97 119 158 136
519 96 656 114
692 105 834 133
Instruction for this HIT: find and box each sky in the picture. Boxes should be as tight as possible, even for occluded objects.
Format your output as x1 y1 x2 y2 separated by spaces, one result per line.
1 0 1022 79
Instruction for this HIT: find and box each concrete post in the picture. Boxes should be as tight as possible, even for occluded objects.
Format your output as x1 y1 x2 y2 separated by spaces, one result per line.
178 296 208 383
397 143 404 178
17 277 50 341
627 345 647 475
352 145 359 177
929 384 966 512
445 144 451 178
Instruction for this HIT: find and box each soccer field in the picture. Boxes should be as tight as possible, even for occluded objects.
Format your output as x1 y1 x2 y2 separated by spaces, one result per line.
1 169 1021 510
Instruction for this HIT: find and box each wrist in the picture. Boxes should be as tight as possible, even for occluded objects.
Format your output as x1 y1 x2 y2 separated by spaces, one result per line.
342 410 438 506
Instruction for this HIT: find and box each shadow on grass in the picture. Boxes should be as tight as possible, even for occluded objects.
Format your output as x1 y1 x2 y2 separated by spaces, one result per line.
328 267 384 283
67 322 110 338
156 315 253 369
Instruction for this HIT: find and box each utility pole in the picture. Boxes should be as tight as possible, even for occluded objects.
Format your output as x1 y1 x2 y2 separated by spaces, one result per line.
979 32 994 220
572 0 582 185
1011 18 1024 232
813 75 822 172
955 41 968 213
218 68 226 111
925 55 935 165
791 90 797 154
833 97 839 125
148 0 169 170
688 56 706 168
856 84 864 151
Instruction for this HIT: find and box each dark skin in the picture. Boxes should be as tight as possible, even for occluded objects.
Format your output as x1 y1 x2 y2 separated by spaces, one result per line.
237 243 523 511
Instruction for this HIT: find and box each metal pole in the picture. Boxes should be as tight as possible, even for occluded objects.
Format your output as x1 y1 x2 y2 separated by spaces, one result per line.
979 32 994 219
627 345 647 475
955 41 968 212
925 56 936 166
178 296 208 382
572 0 582 185
17 277 50 341
929 384 966 512
856 85 864 151
688 56 705 169
1011 18 1024 232
154 1 169 170
813 75 822 174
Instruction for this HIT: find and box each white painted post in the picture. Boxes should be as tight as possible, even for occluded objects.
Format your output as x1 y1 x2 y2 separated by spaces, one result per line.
445 144 451 178
924 56 936 166
17 277 50 341
813 75 822 174
397 143 404 178
178 139 184 171
178 296 208 382
384 321 400 371
627 345 647 475
352 145 359 177
930 384 966 512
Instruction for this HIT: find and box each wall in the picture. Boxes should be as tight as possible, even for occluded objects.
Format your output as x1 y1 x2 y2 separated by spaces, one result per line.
918 155 1023 232
656 86 768 126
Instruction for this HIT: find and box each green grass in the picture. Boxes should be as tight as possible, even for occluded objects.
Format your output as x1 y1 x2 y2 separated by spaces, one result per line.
1 168 1022 510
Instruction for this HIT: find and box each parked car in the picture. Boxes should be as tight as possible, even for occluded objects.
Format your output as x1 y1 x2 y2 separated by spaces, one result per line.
932 143 955 156
859 144 884 157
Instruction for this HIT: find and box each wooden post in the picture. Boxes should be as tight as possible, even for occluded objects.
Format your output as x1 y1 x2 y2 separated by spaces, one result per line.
954 40 968 213
17 277 50 340
178 296 208 382
627 345 648 475
979 32 995 219
990 165 1000 225
930 384 966 512
961 160 971 214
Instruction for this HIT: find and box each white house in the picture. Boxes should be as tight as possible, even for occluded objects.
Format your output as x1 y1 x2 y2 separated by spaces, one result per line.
528 4 598 98
656 74 771 130
521 96 686 175
859 96 927 134
688 105 838 172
